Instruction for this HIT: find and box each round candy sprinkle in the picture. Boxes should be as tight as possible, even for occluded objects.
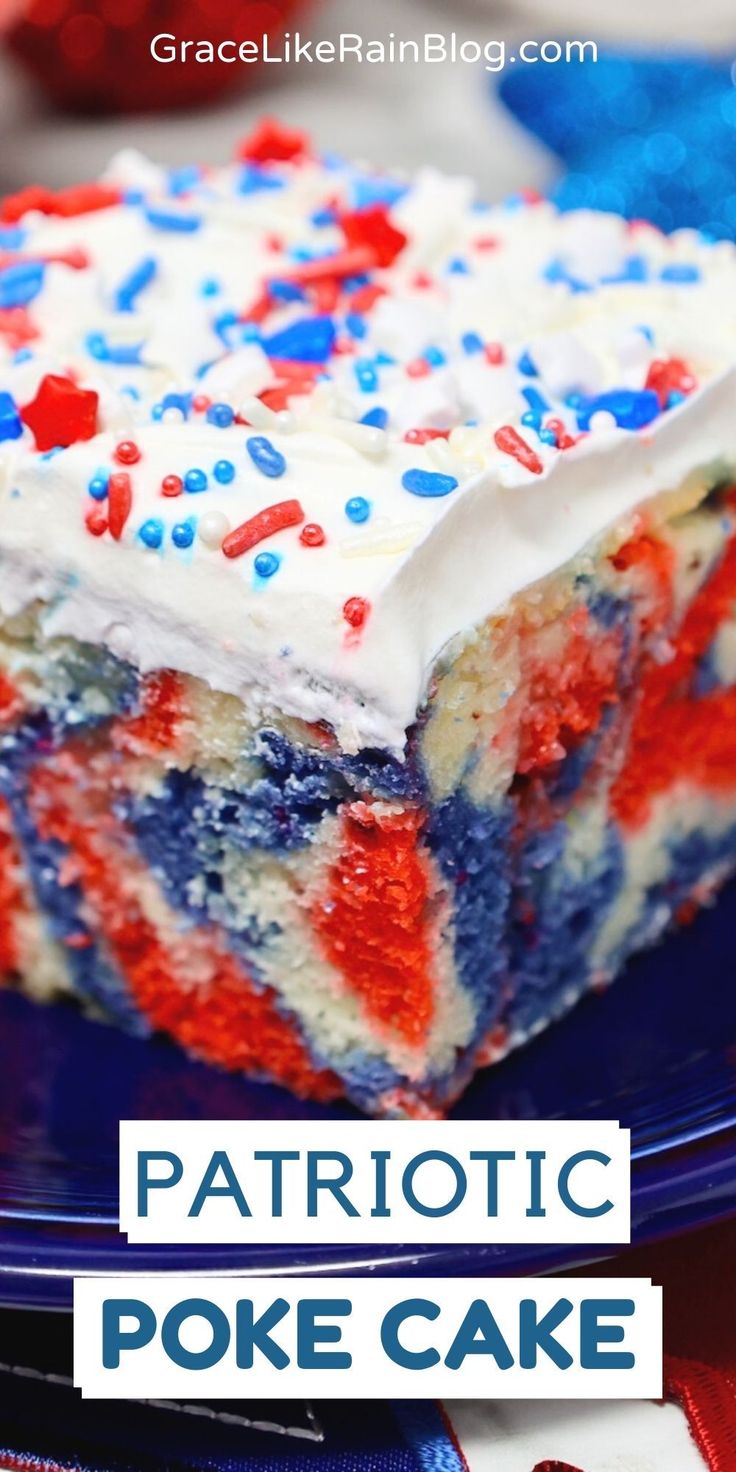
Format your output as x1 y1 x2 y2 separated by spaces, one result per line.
401 467 458 498
206 401 234 429
300 522 325 547
254 551 280 579
494 425 544 474
160 474 183 498
213 459 235 484
114 439 141 465
85 505 107 537
192 394 211 413
139 518 164 549
198 510 231 549
172 521 195 549
343 596 370 629
184 467 208 493
246 435 287 478
345 496 371 524
222 500 304 559
87 471 108 501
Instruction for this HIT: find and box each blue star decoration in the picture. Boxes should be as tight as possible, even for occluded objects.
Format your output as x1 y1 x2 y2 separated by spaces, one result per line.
499 53 736 238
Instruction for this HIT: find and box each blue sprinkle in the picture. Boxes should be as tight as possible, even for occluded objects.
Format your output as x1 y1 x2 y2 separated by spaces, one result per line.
423 345 446 366
262 315 336 363
517 350 538 376
667 389 686 408
539 426 557 445
0 260 44 309
144 206 202 233
200 278 220 297
159 391 192 420
87 471 109 501
123 189 145 206
0 391 22 442
213 458 236 484
246 435 287 478
601 254 648 285
521 384 550 429
172 521 195 549
345 496 371 523
660 263 701 283
402 468 459 498
0 227 25 250
139 518 164 549
462 331 484 355
345 312 367 339
269 280 306 303
237 164 285 196
350 176 408 210
13 348 32 365
311 206 337 227
114 256 157 312
355 358 378 393
184 468 208 493
447 257 470 274
374 351 395 366
213 310 239 346
85 332 142 365
254 551 281 579
360 406 388 429
576 388 661 431
206 401 234 429
167 164 201 196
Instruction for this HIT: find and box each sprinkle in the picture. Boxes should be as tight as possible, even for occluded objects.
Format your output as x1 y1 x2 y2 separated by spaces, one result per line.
462 332 484 355
184 468 208 493
343 596 370 628
545 418 577 451
340 205 407 267
222 499 305 558
206 402 234 429
262 316 336 364
85 505 107 537
114 439 141 466
485 342 505 365
238 117 309 164
355 359 378 393
213 459 236 484
404 427 450 446
192 394 211 413
360 406 388 429
345 496 371 523
345 312 367 339
161 474 183 497
575 389 660 432
108 472 132 540
254 550 281 579
520 385 550 430
172 521 195 549
300 522 325 547
401 467 459 498
21 374 98 452
198 511 230 549
494 425 544 474
0 391 22 442
0 260 44 309
645 357 696 406
139 518 164 549
423 346 445 367
246 435 287 478
86 333 142 365
406 358 431 379
517 351 538 377
114 256 157 313
660 263 700 283
87 471 108 501
145 206 202 233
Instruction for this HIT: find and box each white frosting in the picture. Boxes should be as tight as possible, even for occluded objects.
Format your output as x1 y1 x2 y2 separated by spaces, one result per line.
1 138 735 753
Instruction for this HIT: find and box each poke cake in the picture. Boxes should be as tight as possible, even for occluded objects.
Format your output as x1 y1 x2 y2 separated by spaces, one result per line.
0 119 735 1115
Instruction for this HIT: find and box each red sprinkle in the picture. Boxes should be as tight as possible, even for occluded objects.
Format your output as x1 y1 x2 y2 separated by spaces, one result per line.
21 374 98 452
273 246 375 288
545 417 577 451
160 474 183 498
340 205 407 268
343 596 370 629
404 427 451 445
222 500 305 559
474 235 499 252
238 118 309 164
108 472 133 541
300 522 326 547
192 394 211 413
484 342 505 365
49 184 121 218
494 424 544 474
406 358 431 379
347 284 386 314
114 439 141 466
645 357 697 407
85 505 107 537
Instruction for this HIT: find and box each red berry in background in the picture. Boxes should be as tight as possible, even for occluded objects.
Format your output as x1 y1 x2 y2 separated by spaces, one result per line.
5 0 308 114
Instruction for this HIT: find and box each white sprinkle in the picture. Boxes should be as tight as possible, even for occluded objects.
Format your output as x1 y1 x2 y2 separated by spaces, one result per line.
198 510 230 549
340 519 422 557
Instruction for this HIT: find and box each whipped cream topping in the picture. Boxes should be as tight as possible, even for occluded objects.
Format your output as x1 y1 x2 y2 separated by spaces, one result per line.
0 126 735 753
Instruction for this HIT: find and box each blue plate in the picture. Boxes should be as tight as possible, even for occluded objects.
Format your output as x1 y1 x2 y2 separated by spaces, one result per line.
2 877 736 1309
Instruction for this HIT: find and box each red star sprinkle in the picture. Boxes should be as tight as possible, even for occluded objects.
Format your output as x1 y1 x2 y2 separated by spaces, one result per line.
339 205 408 268
21 374 99 452
237 118 309 164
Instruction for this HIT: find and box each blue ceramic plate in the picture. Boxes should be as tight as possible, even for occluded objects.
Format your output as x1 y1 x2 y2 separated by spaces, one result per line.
1 878 736 1308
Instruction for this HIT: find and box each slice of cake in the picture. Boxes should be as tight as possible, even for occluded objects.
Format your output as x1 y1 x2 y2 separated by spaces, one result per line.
1 121 735 1114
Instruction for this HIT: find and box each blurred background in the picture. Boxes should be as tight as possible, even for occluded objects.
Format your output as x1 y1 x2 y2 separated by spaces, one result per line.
0 0 735 224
